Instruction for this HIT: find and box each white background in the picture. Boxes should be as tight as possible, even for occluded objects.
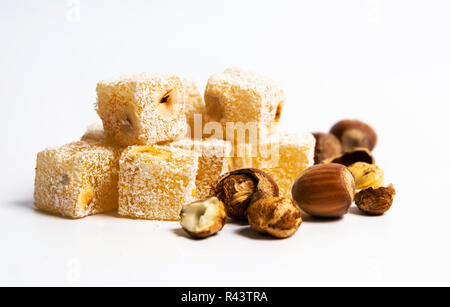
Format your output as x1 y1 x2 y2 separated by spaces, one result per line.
1 0 449 286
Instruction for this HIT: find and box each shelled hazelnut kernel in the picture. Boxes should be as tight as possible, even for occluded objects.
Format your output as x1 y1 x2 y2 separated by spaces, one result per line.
355 184 396 215
180 197 227 238
247 197 302 238
348 162 384 190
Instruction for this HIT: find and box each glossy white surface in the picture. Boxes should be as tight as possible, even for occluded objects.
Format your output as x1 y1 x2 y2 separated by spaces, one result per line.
1 0 449 286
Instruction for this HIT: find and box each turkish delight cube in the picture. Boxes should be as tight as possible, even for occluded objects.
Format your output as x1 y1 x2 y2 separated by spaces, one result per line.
96 73 187 146
170 138 231 200
34 141 122 218
229 133 315 197
182 78 206 139
204 67 285 140
80 123 106 143
118 145 198 221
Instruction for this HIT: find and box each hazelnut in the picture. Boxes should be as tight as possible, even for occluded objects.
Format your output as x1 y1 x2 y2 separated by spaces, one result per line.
312 132 343 164
348 162 384 190
269 101 284 134
132 146 172 160
355 184 396 215
77 185 94 214
291 163 355 218
215 168 279 220
117 107 138 137
247 197 302 239
330 120 377 152
324 147 375 166
157 88 182 120
180 197 227 238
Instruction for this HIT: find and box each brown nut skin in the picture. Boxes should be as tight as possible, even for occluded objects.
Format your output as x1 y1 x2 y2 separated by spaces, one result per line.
348 162 384 190
215 168 279 220
247 197 302 239
291 163 356 218
323 147 375 166
330 120 377 152
312 132 343 164
355 184 396 215
180 197 227 239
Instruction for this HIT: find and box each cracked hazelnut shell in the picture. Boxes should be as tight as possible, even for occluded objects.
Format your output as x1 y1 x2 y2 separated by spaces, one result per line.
324 147 375 166
330 120 377 152
214 168 279 220
292 163 355 218
247 197 302 239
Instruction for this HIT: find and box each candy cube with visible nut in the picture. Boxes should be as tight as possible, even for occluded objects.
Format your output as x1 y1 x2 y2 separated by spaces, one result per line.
34 141 123 218
170 138 231 200
230 133 315 197
204 67 285 140
96 73 187 146
118 145 198 221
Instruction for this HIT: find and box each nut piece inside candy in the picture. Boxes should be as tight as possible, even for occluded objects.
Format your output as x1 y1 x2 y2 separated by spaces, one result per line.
214 168 279 220
247 197 302 239
274 101 284 123
330 120 377 152
180 197 227 238
117 106 139 137
132 146 172 160
348 162 384 190
204 93 225 122
77 185 94 213
157 88 181 120
269 101 285 134
355 184 396 215
292 163 355 218
312 132 343 164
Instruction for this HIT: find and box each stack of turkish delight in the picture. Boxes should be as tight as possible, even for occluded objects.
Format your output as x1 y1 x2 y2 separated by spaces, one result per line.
34 68 315 219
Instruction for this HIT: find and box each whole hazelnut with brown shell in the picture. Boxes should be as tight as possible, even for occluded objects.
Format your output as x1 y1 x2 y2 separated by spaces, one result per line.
330 120 377 152
312 132 343 164
292 163 355 218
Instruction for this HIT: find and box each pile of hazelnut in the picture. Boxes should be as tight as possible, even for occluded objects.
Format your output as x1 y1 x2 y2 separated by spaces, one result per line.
179 120 396 239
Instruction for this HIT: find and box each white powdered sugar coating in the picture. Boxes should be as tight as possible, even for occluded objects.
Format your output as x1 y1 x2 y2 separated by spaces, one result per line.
204 67 286 134
258 132 316 197
34 141 123 218
96 73 187 146
170 138 232 199
118 145 198 221
278 132 316 163
229 132 315 197
181 78 206 136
